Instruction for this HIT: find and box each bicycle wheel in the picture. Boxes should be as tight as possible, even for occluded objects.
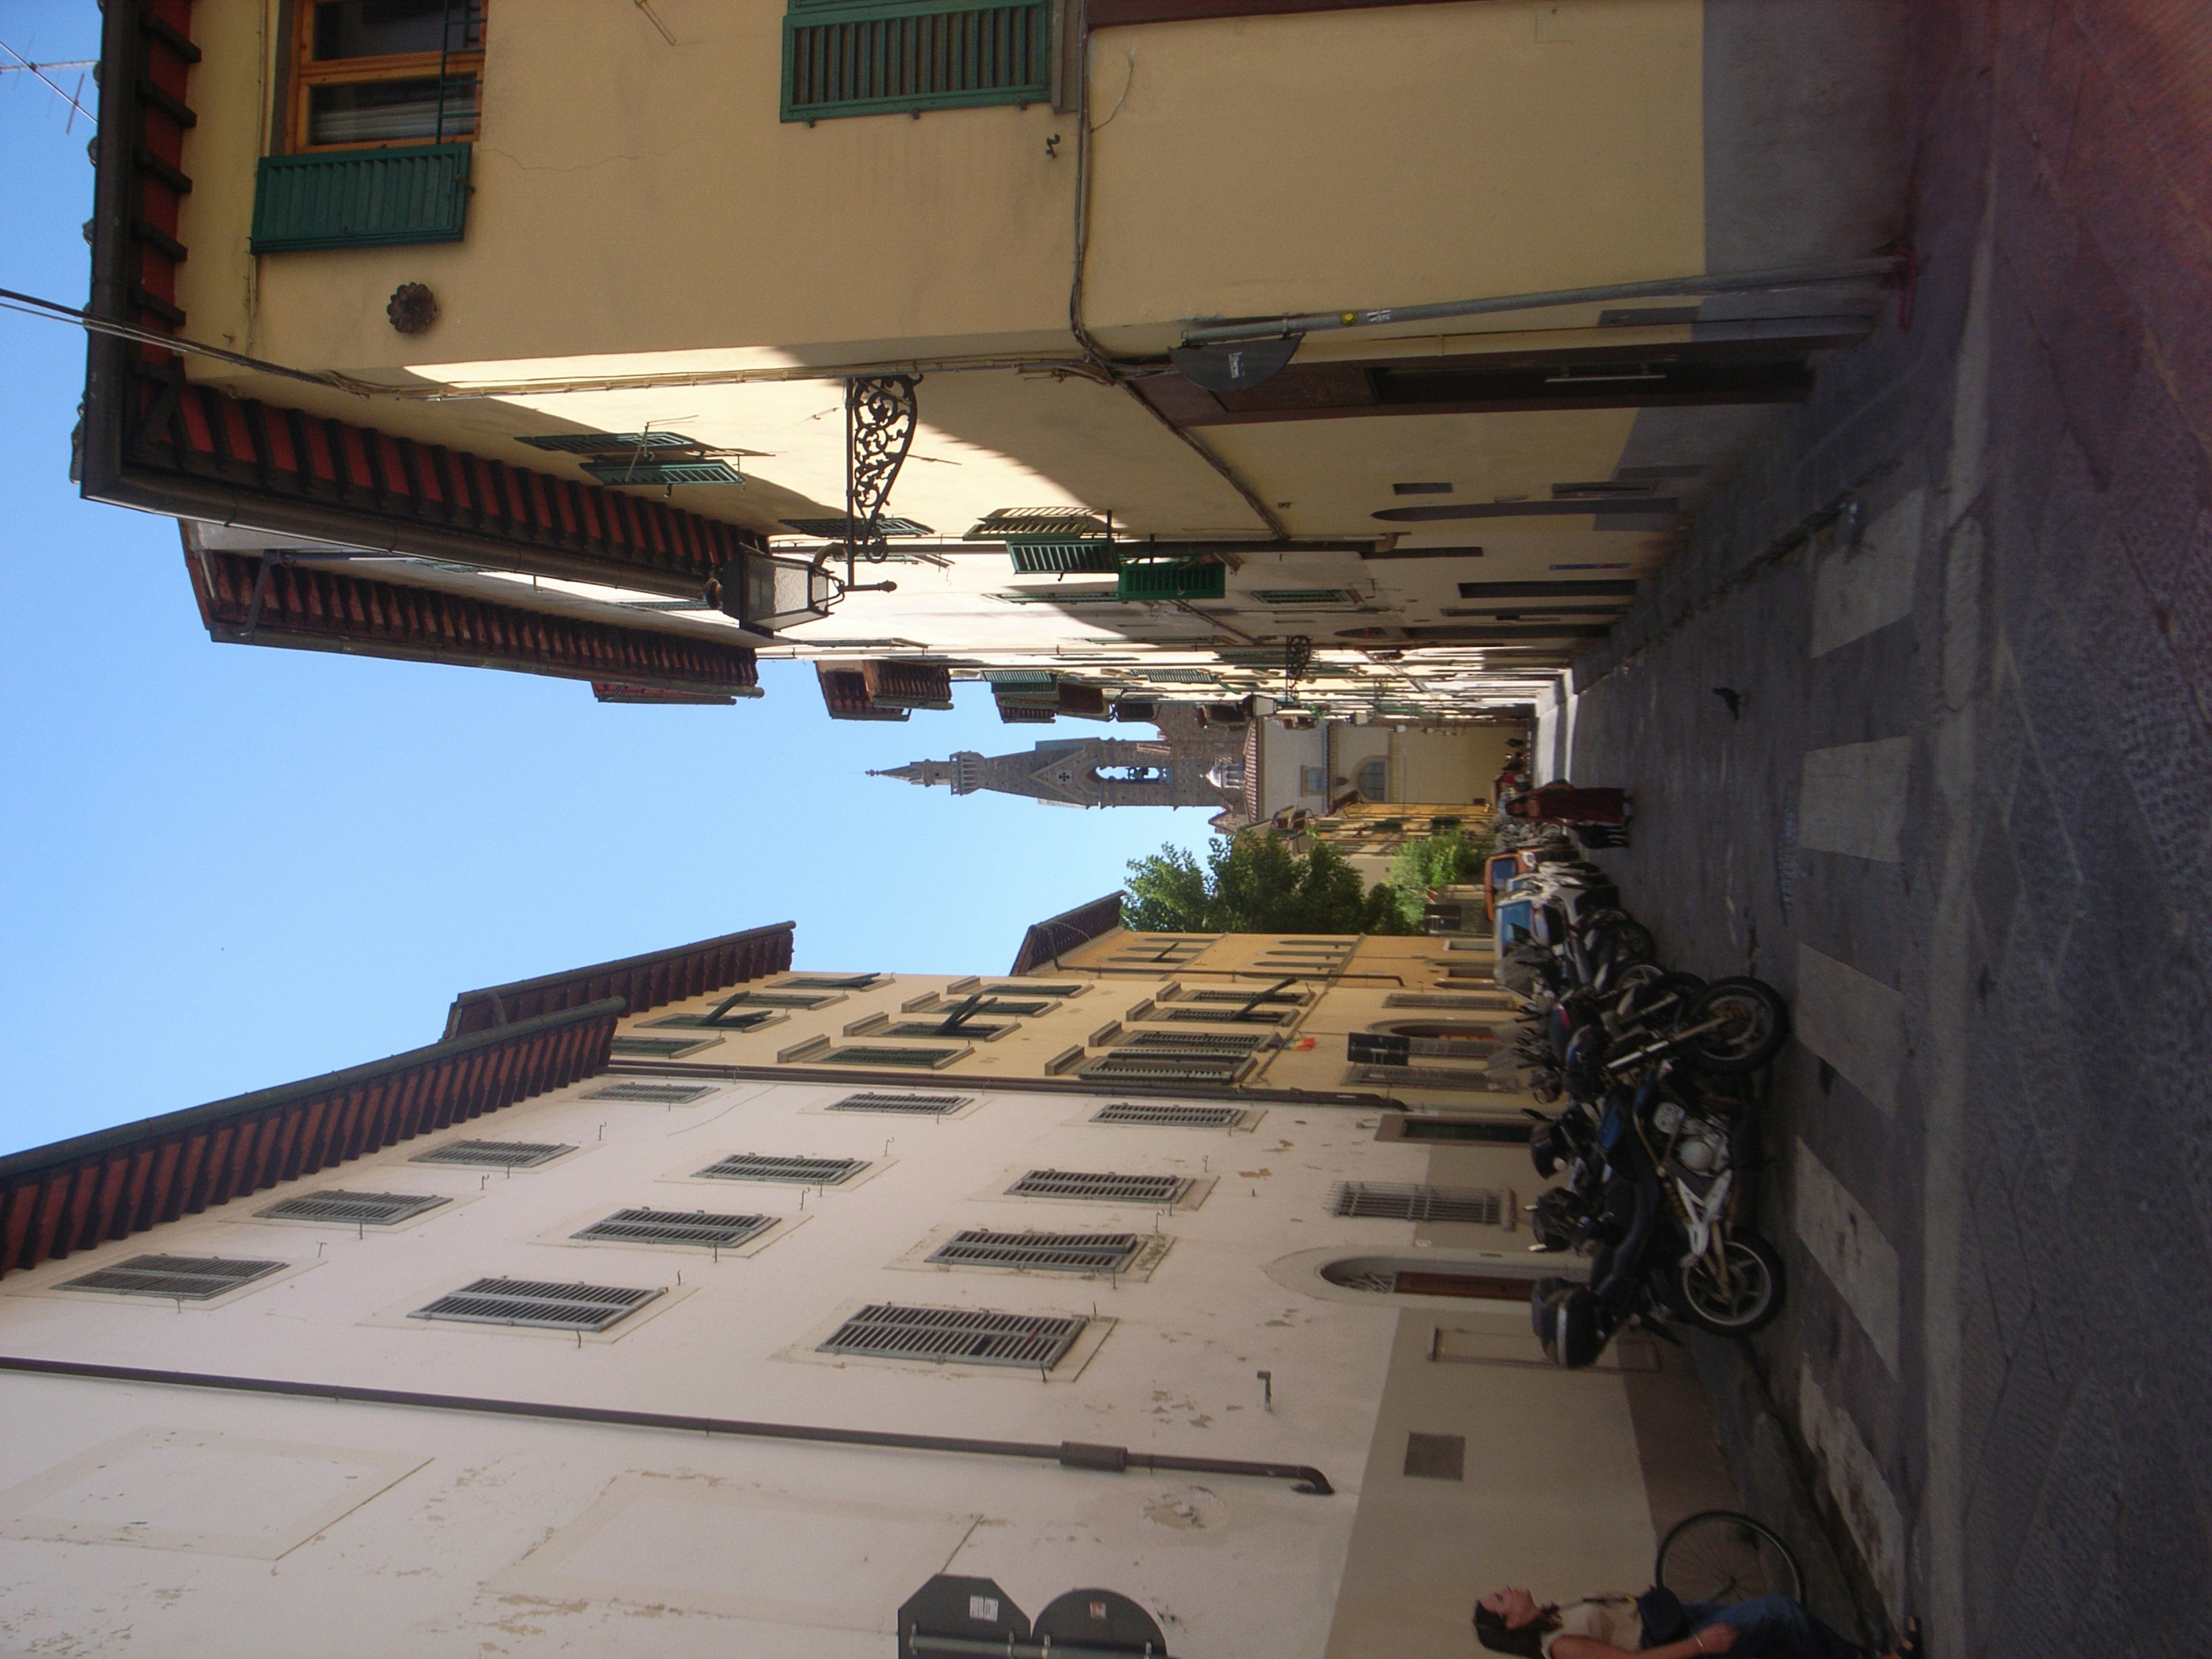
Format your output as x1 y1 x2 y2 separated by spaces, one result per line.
1654 1510 1802 1605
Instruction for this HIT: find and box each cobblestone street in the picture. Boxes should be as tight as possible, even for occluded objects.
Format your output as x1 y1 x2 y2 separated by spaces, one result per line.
1548 6 2212 1656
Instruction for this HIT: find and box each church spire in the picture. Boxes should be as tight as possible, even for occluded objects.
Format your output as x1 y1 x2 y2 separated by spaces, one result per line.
868 761 938 785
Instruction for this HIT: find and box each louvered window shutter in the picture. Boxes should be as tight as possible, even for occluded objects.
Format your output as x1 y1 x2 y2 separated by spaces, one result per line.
783 0 1053 122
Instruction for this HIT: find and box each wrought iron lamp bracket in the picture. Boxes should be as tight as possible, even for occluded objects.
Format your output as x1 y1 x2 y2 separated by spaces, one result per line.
844 374 920 577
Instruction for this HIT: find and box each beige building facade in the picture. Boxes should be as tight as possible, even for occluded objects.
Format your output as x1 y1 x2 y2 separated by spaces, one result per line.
85 0 1906 724
0 916 1742 1656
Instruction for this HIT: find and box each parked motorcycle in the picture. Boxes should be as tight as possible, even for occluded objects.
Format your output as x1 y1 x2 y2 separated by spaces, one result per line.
1529 1051 1786 1366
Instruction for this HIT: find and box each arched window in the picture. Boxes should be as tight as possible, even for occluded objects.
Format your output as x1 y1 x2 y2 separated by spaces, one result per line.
1354 757 1389 801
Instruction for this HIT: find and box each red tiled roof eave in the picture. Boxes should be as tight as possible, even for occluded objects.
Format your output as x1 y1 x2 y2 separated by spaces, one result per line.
0 1001 619 1281
1010 893 1123 975
187 548 759 695
442 923 796 1040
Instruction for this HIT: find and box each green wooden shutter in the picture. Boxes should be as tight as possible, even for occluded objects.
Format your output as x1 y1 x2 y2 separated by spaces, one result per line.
250 145 472 253
1008 541 1120 573
783 0 1052 122
1117 560 1227 601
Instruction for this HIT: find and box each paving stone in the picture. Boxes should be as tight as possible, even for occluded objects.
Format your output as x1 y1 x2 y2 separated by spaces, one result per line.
1556 5 2212 1640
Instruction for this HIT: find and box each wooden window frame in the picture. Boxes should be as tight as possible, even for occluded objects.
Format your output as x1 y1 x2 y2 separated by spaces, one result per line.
289 0 487 154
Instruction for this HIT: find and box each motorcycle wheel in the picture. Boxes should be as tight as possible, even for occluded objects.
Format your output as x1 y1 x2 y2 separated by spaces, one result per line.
1678 976 1791 1073
1673 1230 1785 1336
1609 919 1658 965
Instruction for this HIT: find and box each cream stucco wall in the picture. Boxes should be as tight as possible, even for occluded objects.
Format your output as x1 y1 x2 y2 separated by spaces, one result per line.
179 0 1705 373
1082 0 1706 345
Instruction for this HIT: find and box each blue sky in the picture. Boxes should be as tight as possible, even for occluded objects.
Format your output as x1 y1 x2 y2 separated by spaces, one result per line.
0 1 1212 1157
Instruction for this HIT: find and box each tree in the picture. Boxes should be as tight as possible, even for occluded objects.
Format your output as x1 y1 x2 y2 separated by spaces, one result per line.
1384 824 1495 927
1124 834 1415 934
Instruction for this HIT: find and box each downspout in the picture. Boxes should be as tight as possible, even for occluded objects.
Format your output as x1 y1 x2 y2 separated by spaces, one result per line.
0 1355 1334 1495
1065 35 1287 540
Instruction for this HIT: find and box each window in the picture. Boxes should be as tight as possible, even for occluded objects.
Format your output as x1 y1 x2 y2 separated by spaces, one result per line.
1385 993 1510 1010
1387 1118 1533 1144
257 1190 448 1226
291 1 486 151
1118 560 1227 601
650 996 828 1022
926 1229 1143 1275
979 982 1085 997
1116 1029 1266 1053
1007 1169 1191 1205
582 1082 715 1105
698 1152 869 1184
1078 1052 1245 1083
819 1046 968 1070
1354 757 1389 801
57 1255 286 1300
1330 1183 1503 1225
410 1138 572 1168
410 1277 662 1332
878 1018 1016 1041
826 1090 971 1114
1253 589 1357 607
252 3 485 252
608 1036 721 1060
1349 1063 1513 1092
1111 940 1208 966
1179 988 1307 1005
1300 764 1328 796
1146 1006 1294 1026
779 516 934 539
777 974 885 990
783 0 1052 124
816 1304 1086 1369
573 1209 774 1249
1090 1102 1245 1129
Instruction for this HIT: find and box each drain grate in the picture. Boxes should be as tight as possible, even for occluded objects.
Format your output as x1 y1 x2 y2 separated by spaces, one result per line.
698 1152 868 1184
410 1277 663 1332
257 1191 448 1227
817 1303 1086 1369
1009 1169 1192 1205
411 1139 574 1168
926 1229 1143 1274
827 1091 971 1115
573 1209 774 1249
1091 1102 1244 1128
1777 802 1799 923
1330 1182 1503 1225
57 1254 287 1300
583 1082 714 1105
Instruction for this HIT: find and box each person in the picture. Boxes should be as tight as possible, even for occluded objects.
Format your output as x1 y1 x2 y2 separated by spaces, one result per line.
1472 1585 1918 1659
1501 782 1631 826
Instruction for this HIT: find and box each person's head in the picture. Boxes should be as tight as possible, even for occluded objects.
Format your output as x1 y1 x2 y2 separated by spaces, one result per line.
1474 1588 1559 1657
1503 796 1530 819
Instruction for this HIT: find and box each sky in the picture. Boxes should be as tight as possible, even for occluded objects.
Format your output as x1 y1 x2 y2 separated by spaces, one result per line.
0 1 1214 1157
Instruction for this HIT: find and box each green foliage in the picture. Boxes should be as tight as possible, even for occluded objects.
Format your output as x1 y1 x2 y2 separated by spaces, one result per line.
1384 826 1497 926
1124 834 1415 935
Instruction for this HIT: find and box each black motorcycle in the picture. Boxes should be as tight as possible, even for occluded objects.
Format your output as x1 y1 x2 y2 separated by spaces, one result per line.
1527 1053 1786 1368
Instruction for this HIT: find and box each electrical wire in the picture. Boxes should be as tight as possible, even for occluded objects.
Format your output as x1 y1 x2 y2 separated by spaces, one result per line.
0 284 373 395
